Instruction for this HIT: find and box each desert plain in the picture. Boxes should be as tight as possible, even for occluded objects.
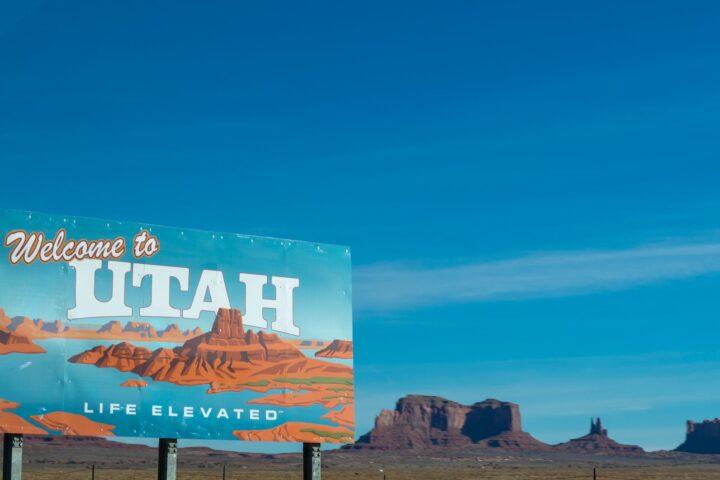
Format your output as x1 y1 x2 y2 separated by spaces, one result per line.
7 436 720 480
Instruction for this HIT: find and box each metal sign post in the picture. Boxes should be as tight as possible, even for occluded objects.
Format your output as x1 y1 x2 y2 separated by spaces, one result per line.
158 438 178 480
303 442 321 480
2 434 22 480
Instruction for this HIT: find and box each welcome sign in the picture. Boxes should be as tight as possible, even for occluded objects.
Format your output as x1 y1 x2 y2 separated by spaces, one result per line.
0 209 354 444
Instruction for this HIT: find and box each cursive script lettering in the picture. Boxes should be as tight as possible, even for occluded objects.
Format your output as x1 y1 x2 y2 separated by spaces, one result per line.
3 229 126 264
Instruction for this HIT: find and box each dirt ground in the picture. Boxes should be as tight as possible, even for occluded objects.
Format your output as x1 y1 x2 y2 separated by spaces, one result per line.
17 464 720 480
11 440 720 479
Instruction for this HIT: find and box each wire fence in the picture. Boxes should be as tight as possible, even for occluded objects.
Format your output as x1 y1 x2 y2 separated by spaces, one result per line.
16 465 720 480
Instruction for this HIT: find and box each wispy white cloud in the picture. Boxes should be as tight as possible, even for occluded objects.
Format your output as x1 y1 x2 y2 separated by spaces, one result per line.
354 242 720 310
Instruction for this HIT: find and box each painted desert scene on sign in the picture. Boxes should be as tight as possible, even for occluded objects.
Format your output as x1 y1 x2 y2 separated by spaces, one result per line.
0 306 355 443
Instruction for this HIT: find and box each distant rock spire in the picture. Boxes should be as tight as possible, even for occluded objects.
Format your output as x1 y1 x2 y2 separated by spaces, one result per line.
590 417 608 436
556 417 643 453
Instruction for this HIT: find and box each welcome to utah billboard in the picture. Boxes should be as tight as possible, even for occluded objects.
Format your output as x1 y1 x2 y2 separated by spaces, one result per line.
0 209 354 444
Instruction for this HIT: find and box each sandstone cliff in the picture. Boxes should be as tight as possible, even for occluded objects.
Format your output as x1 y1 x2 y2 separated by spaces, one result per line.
120 379 148 388
122 321 157 338
315 340 353 359
9 316 66 337
0 326 46 355
0 397 48 434
352 395 547 450
30 412 115 436
69 343 152 372
0 309 10 328
676 419 720 454
233 422 354 444
0 307 202 343
158 324 198 340
97 321 123 335
292 340 326 349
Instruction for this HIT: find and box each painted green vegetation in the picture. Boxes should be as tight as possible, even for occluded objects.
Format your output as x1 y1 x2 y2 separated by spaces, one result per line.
274 377 353 386
300 428 354 443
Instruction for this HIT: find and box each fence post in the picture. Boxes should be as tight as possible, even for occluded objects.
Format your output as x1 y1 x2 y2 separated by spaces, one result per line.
593 467 597 480
222 463 226 480
91 464 95 480
2 433 22 480
158 438 178 480
303 443 321 480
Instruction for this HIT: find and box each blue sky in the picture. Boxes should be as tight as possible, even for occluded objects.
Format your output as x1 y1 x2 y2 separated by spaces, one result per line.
1 0 720 451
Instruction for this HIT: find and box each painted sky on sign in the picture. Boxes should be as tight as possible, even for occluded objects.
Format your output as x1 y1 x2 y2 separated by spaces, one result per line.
0 210 352 341
1 0 720 452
